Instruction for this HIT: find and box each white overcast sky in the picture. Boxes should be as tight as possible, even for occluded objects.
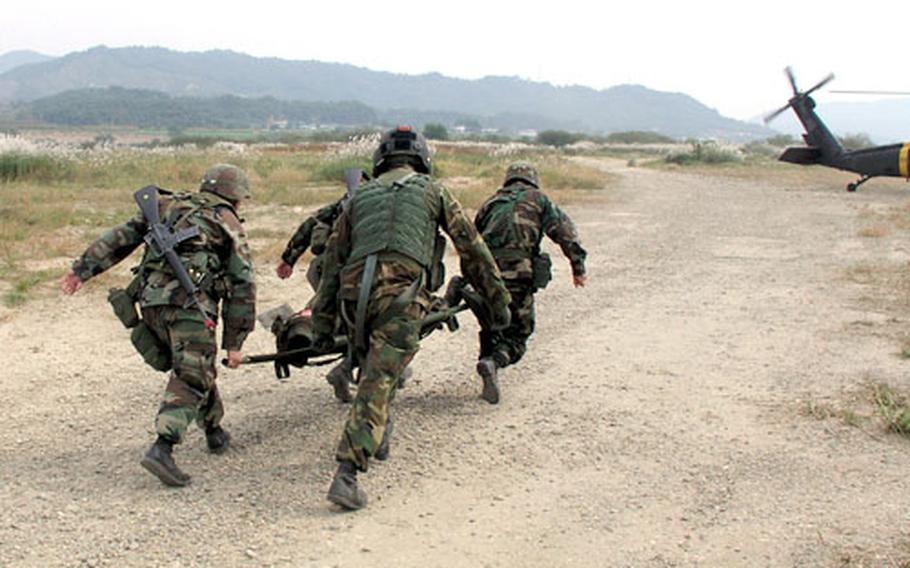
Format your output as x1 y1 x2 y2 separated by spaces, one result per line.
1 0 905 120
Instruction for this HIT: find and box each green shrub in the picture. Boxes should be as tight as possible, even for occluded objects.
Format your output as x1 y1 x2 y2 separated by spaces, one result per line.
423 123 449 140
536 130 581 148
605 131 676 144
665 140 742 165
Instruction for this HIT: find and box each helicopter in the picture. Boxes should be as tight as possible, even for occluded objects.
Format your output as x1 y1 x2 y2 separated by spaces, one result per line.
764 67 910 192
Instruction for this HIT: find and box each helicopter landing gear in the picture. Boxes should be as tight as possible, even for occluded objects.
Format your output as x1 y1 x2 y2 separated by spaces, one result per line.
847 175 872 192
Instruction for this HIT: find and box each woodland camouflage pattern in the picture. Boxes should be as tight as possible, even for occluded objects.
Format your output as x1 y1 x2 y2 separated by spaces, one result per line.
503 160 541 189
311 166 510 471
474 164 586 366
142 306 223 442
72 187 256 442
200 163 252 202
280 198 345 267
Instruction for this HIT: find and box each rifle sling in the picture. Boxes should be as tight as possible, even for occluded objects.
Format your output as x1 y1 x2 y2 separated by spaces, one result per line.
353 255 425 354
354 254 378 354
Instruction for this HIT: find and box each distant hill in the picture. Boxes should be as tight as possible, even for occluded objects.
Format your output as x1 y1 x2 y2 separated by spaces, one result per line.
14 87 376 129
767 98 910 145
0 45 773 140
0 50 55 75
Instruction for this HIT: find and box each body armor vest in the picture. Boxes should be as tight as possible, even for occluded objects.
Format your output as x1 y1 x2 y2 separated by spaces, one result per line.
348 171 440 267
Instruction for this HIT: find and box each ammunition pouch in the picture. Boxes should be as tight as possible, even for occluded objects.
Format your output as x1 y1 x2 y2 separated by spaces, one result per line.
531 253 552 290
130 321 172 372
107 275 142 328
427 233 447 292
108 288 140 328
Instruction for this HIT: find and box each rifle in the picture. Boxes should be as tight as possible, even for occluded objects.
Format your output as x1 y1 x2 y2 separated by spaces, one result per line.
134 186 215 330
229 301 469 379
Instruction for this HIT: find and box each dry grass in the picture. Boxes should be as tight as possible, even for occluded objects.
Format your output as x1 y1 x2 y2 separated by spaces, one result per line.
0 140 613 307
800 378 910 440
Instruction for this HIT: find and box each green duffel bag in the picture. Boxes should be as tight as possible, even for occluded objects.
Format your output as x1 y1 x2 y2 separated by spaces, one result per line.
130 321 172 372
531 252 552 290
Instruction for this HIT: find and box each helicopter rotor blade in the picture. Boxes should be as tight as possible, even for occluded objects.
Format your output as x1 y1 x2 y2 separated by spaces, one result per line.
763 102 792 124
830 89 910 95
785 66 798 95
803 73 835 97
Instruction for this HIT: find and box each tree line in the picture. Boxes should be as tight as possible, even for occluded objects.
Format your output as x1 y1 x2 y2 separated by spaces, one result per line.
12 87 377 129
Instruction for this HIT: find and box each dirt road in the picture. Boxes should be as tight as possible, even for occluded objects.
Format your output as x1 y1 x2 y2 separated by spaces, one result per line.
1 158 908 567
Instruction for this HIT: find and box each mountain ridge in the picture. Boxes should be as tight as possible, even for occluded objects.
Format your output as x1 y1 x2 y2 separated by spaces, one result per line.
0 45 771 140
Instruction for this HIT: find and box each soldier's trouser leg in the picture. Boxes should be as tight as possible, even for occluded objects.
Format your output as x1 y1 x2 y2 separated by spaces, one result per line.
335 300 424 472
143 307 220 444
480 287 535 368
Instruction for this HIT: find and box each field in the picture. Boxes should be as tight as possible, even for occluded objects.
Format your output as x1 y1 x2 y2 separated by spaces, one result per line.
2 135 910 567
0 136 611 312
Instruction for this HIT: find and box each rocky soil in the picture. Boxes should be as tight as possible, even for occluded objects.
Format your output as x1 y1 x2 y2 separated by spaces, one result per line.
1 158 909 567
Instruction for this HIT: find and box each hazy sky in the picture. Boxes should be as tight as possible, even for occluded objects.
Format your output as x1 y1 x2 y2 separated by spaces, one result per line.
1 0 905 121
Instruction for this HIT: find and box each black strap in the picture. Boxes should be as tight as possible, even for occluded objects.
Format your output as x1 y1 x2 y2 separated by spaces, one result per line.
354 254 378 354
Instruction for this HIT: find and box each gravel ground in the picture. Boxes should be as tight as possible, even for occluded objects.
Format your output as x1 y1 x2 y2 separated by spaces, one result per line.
1 158 909 567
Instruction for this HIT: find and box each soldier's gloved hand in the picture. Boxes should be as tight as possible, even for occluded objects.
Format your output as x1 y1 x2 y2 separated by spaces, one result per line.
276 262 294 279
490 301 512 331
573 274 587 288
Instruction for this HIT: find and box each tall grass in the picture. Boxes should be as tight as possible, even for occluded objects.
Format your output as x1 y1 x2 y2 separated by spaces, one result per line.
0 138 611 307
0 153 75 182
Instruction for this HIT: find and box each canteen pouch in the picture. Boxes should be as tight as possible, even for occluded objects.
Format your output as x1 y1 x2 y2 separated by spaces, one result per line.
130 321 172 372
531 252 552 290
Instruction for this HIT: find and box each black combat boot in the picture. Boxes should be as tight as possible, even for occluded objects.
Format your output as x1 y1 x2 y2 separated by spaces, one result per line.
325 360 354 403
205 425 231 455
140 436 191 487
327 460 368 511
374 416 393 461
476 357 500 404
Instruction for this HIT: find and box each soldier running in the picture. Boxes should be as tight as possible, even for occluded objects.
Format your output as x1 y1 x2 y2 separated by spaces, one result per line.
61 164 256 487
473 161 587 403
310 126 512 510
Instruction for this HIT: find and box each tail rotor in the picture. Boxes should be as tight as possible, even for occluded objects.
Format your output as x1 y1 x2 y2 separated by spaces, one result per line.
764 67 834 124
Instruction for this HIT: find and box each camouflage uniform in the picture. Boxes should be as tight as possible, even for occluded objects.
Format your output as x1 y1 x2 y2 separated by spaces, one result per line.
280 196 360 402
474 161 586 368
72 187 256 446
311 166 511 473
281 199 345 291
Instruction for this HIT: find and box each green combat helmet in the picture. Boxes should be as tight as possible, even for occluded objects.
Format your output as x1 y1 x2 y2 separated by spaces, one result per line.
200 164 252 202
504 161 540 189
372 125 432 177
